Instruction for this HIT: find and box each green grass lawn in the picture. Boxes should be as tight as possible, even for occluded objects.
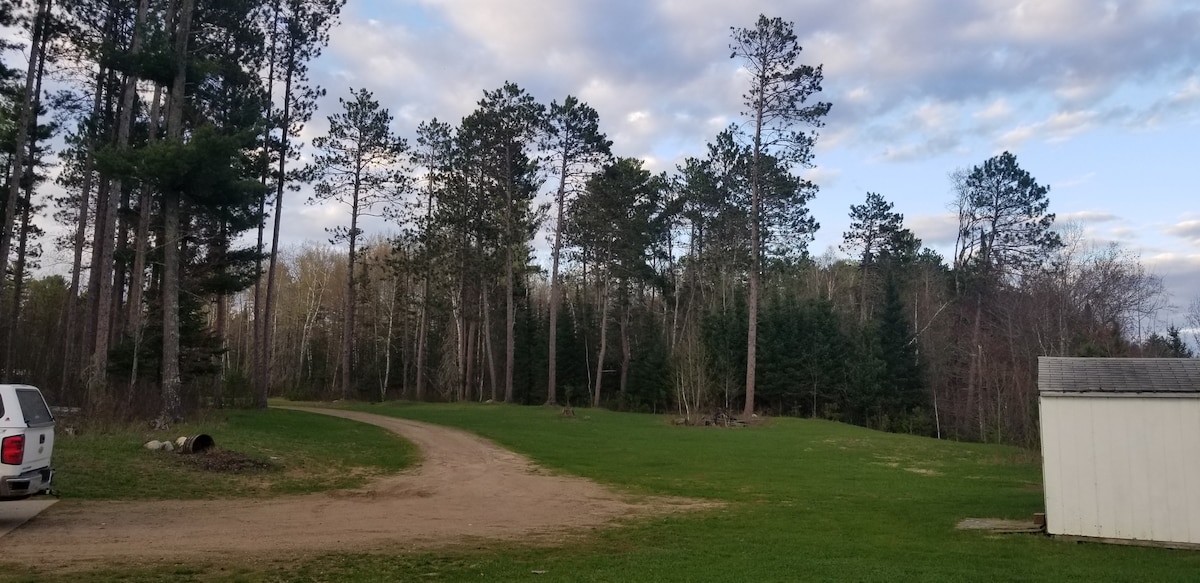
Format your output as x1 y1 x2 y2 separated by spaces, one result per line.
49 407 416 499
8 402 1200 582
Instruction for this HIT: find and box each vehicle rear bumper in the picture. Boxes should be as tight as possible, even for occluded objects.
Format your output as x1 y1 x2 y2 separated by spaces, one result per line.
0 467 53 500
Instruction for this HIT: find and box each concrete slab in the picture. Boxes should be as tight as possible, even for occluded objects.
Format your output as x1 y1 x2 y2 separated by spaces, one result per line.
0 499 57 538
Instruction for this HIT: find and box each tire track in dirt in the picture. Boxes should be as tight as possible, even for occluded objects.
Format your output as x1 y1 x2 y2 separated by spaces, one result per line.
2 407 708 567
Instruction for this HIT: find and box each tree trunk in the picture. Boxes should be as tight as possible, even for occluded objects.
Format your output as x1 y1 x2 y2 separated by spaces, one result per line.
297 265 328 390
3 13 50 381
546 155 568 405
342 182 359 400
84 175 111 367
0 0 49 327
483 285 498 401
160 0 195 423
966 290 983 440
463 320 477 402
415 276 429 401
112 187 131 342
5 166 34 380
454 276 466 401
95 72 146 403
161 188 183 421
669 229 680 351
128 82 163 337
381 275 397 400
399 271 412 398
502 140 516 404
592 273 610 408
504 245 515 403
859 264 871 324
215 292 228 408
92 0 150 407
743 88 765 419
619 295 630 406
253 0 281 409
415 177 435 401
125 83 163 394
64 65 108 388
261 56 296 406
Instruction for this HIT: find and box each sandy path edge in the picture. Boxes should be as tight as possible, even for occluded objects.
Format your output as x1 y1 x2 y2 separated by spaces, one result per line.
0 406 709 568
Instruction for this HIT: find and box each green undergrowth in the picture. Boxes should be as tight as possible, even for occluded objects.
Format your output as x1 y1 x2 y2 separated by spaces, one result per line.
47 407 416 500
9 401 1200 582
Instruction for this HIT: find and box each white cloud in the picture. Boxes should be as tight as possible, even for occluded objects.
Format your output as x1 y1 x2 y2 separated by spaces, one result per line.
846 86 871 103
908 212 960 246
273 0 1200 259
974 98 1012 121
1058 210 1118 224
1109 226 1137 242
997 109 1098 149
1171 76 1200 105
803 166 842 188
1127 75 1200 129
416 0 577 65
995 124 1036 150
1144 252 1200 274
317 0 1200 166
1167 221 1200 245
914 101 957 131
626 111 650 124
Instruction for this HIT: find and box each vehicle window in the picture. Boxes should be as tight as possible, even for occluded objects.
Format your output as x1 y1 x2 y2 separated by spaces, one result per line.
15 389 52 426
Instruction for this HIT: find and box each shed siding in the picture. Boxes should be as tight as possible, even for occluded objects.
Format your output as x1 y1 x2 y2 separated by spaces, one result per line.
1041 395 1200 544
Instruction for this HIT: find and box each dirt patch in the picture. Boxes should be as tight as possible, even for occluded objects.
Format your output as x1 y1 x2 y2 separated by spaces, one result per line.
173 448 275 473
956 517 1044 533
2 407 711 569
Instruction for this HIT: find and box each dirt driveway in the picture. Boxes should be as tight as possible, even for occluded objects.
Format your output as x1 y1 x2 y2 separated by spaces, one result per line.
2 407 704 568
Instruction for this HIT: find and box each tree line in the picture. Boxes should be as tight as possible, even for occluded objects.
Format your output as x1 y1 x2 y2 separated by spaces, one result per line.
0 5 1185 444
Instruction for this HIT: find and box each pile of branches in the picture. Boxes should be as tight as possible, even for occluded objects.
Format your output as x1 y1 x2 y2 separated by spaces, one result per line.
673 408 747 427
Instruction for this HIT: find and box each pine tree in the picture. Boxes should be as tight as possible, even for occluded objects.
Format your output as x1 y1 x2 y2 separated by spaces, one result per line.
953 151 1061 440
542 96 610 405
256 0 344 407
412 118 453 401
306 87 409 399
566 158 664 408
875 274 924 419
729 15 830 417
470 82 546 403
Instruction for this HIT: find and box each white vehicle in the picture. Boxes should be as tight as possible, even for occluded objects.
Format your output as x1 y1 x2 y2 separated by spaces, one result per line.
0 384 55 500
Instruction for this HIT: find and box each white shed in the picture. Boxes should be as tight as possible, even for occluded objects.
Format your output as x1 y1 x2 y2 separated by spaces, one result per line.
1038 356 1200 547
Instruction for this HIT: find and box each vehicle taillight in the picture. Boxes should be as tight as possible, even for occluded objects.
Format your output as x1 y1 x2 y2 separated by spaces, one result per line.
1 435 24 465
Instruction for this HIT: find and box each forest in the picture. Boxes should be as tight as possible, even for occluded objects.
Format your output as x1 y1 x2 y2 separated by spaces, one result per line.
0 2 1193 447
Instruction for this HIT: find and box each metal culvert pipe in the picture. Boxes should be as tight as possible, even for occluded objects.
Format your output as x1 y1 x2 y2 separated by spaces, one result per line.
179 434 215 454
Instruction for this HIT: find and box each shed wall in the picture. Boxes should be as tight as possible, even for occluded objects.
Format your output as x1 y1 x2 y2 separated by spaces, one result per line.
1040 395 1200 544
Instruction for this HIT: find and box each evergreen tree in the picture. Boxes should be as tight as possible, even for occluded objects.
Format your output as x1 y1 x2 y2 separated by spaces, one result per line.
730 14 830 417
1142 326 1195 358
306 87 410 399
952 151 1061 441
410 118 454 401
468 82 546 403
567 158 664 407
954 151 1062 280
843 191 921 322
256 0 345 407
542 96 610 405
874 274 924 424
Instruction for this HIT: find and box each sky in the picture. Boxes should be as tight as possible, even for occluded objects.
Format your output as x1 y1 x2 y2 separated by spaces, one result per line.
27 0 1199 336
286 0 1200 334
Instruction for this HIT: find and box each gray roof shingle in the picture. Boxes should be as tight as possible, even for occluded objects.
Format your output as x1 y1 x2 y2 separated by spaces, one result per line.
1038 357 1200 394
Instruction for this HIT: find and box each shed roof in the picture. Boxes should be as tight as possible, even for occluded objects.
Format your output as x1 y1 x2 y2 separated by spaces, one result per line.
1038 357 1200 395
